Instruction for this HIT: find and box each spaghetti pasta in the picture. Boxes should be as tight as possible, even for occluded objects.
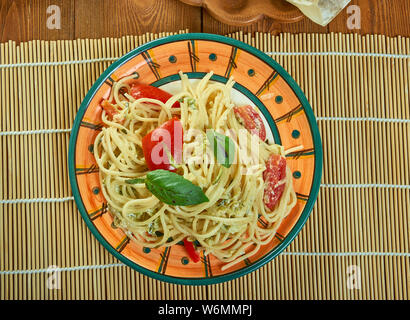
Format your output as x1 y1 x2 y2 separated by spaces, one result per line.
93 72 297 270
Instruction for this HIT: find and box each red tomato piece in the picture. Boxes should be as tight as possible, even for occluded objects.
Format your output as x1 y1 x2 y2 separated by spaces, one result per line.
263 154 287 211
142 118 183 172
233 105 266 141
101 100 118 120
130 83 180 108
183 238 200 263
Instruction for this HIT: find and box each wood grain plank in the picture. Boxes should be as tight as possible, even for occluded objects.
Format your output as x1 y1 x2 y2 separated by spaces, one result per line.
328 0 410 37
74 0 201 40
202 0 410 37
1 0 409 44
0 0 74 43
202 8 326 36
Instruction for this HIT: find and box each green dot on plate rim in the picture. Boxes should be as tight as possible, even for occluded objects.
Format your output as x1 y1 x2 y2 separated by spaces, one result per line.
181 257 189 265
143 247 151 254
292 130 300 139
169 55 177 63
275 95 283 104
92 187 100 195
293 171 301 179
209 53 217 61
247 69 255 76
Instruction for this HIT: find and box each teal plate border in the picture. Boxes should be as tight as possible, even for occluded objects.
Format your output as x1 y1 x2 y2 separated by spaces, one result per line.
68 33 323 286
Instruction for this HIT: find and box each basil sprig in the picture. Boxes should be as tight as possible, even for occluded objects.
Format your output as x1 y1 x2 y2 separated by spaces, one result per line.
126 170 209 206
206 129 235 168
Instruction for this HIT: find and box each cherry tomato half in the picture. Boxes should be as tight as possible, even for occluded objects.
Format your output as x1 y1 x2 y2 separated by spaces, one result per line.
183 238 200 263
142 118 183 172
233 105 266 141
263 154 287 211
101 100 118 120
130 83 180 108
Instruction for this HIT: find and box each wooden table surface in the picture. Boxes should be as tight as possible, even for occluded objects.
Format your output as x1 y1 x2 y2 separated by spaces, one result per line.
1 0 409 44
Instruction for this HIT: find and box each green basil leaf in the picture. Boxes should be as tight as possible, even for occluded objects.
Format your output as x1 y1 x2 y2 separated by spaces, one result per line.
125 178 146 184
145 170 209 206
206 129 235 168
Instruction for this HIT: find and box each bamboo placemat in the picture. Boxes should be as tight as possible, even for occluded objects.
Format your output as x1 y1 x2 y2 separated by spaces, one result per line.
0 30 409 300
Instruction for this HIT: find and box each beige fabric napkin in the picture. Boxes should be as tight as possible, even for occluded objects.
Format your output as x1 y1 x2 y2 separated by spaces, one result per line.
286 0 351 26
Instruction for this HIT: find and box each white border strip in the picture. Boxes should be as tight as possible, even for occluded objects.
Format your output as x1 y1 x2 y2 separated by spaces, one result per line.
0 51 408 69
281 252 410 257
0 117 408 136
266 51 410 59
2 182 410 204
0 197 74 204
321 183 410 190
0 263 125 275
1 252 409 275
316 116 410 123
0 57 118 69
0 128 71 136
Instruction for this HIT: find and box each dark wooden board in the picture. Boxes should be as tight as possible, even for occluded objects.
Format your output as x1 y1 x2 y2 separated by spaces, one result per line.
0 0 409 44
202 0 410 37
